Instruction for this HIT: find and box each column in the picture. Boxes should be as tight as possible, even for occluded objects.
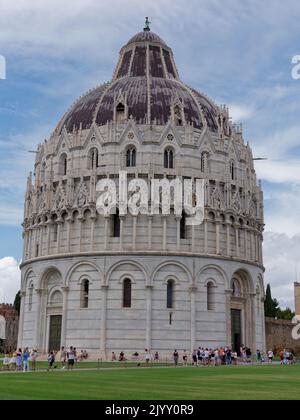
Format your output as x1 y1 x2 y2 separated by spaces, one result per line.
148 216 153 250
176 216 181 252
90 217 96 253
204 220 208 254
146 285 153 350
249 293 257 355
104 216 110 250
190 286 197 352
56 222 62 254
132 216 137 251
225 290 232 347
226 223 231 257
235 225 240 258
46 221 52 256
61 286 69 347
191 224 195 252
66 218 72 253
244 228 248 260
79 218 83 252
162 216 167 251
17 291 26 349
34 288 44 349
100 285 109 358
216 222 220 255
119 216 125 251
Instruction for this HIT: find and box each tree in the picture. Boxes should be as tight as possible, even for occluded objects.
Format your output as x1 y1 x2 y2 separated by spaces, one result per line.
14 291 21 315
264 284 280 318
277 308 295 321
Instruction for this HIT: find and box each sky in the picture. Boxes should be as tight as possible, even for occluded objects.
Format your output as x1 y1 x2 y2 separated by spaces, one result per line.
0 0 300 307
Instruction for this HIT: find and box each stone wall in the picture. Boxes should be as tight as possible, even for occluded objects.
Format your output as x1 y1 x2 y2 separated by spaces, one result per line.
265 317 300 356
0 304 19 352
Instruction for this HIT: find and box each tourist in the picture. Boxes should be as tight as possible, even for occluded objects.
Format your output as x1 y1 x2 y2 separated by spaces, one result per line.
197 348 202 366
246 347 252 363
47 352 55 371
1 353 10 371
16 349 23 371
67 346 75 370
9 351 17 371
30 349 38 371
111 352 117 361
154 351 160 363
22 348 30 372
183 350 188 367
192 350 197 367
144 349 151 366
232 351 238 366
256 349 261 363
119 351 126 362
60 346 67 369
173 350 179 367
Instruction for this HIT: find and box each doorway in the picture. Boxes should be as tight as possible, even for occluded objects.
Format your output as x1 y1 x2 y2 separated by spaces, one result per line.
231 309 242 355
48 315 62 352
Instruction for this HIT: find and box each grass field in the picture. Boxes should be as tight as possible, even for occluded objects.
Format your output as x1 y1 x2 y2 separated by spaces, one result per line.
0 364 299 400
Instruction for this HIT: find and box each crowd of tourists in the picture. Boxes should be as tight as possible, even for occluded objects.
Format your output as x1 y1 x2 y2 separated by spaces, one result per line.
0 346 89 372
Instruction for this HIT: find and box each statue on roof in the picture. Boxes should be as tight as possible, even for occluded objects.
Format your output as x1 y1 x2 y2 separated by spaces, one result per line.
144 17 151 32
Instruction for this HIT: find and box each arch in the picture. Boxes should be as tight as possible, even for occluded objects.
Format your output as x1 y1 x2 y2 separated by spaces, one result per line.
88 147 99 170
196 264 229 290
151 261 193 286
106 260 148 286
206 280 216 311
65 261 104 288
48 288 63 305
22 267 36 291
230 268 254 295
80 278 90 309
38 266 63 290
116 102 126 123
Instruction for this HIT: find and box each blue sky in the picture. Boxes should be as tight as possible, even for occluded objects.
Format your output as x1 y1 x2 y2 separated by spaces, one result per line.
1 0 300 306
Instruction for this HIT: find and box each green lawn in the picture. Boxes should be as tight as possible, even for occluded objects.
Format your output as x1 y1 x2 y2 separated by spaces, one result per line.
0 364 299 400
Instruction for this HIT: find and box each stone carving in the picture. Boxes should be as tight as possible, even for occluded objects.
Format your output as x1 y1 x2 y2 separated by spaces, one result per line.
74 178 88 208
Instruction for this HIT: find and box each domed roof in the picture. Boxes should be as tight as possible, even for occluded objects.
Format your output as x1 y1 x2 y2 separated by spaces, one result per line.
55 27 219 134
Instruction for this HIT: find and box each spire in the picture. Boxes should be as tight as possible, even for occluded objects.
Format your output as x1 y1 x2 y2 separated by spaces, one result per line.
144 16 151 32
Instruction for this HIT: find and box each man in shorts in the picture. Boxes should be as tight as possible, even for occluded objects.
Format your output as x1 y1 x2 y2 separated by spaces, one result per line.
67 346 75 370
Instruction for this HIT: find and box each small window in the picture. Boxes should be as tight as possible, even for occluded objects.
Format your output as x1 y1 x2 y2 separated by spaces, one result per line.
89 148 99 170
180 211 187 239
174 105 183 126
126 147 136 168
230 161 235 181
112 209 120 238
59 154 68 176
81 280 89 309
123 279 132 308
35 243 39 258
207 282 215 311
164 148 174 169
116 103 125 123
167 280 174 309
53 223 58 242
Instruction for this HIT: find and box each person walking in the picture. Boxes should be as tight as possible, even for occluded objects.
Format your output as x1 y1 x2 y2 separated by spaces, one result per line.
67 346 75 370
173 350 179 367
30 349 38 371
47 352 55 371
22 348 30 373
60 346 67 369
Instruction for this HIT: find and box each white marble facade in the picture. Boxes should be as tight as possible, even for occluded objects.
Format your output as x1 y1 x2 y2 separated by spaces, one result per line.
18 26 266 358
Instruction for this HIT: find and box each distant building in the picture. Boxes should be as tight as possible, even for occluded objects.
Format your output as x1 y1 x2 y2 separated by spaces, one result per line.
0 304 19 352
18 22 265 358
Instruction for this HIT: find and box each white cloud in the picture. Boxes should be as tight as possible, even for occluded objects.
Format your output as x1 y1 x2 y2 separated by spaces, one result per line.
229 104 255 122
0 257 21 303
264 232 300 309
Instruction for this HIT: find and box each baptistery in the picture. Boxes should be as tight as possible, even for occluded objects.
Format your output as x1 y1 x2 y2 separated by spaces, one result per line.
18 22 265 357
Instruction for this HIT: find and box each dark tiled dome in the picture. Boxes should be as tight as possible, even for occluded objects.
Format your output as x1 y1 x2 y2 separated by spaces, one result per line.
55 29 219 134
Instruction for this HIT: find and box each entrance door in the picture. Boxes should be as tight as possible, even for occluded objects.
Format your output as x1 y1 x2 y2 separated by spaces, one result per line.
49 315 62 352
231 309 242 355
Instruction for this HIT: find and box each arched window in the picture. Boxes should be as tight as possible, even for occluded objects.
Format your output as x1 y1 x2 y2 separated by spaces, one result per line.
123 279 132 308
174 105 183 126
81 279 89 309
201 152 209 173
180 211 187 239
126 147 137 167
112 208 121 238
116 103 125 123
167 279 174 309
164 148 174 169
89 148 99 170
230 161 235 181
28 283 34 312
207 282 215 311
59 154 68 176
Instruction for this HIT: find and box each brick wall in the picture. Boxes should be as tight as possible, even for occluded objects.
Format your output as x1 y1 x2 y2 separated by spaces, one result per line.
0 304 19 352
265 317 300 356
